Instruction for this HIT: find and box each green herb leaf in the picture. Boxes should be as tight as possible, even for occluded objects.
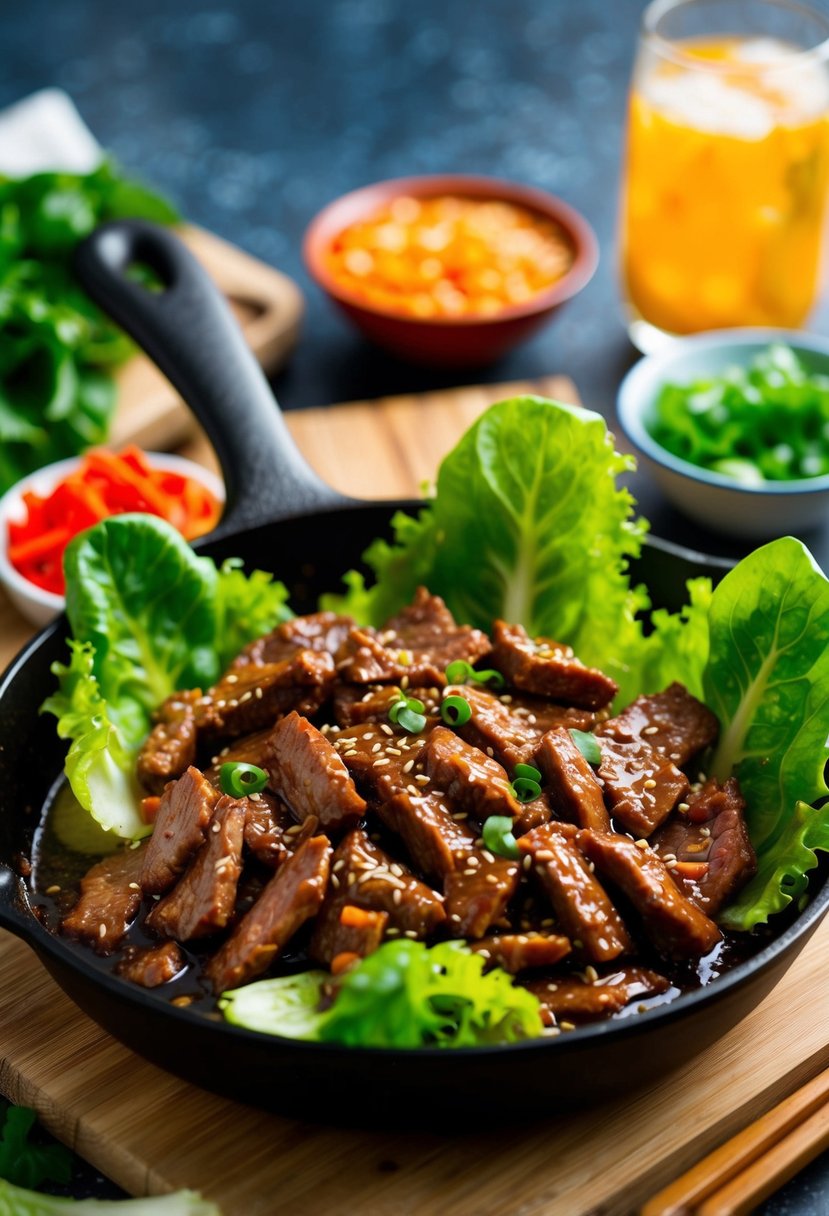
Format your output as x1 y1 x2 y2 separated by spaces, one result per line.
568 729 602 766
219 762 268 798
482 815 521 859
0 1105 72 1190
440 694 472 726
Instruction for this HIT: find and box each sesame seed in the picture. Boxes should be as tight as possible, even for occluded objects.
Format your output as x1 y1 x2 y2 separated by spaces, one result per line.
225 674 238 684
381 724 394 736
404 930 418 939
527 714 537 725
403 759 414 773
522 855 532 870
392 889 402 906
485 874 499 885
407 784 419 796
216 700 226 709
700 827 711 838
344 749 359 758
670 752 681 762
386 927 400 937
540 918 554 928
698 771 707 782
678 802 690 813
486 747 494 757
387 747 403 756
400 675 410 690
331 875 340 889
585 965 599 983
643 779 657 790
45 884 61 895
98 923 107 939
364 732 375 741
249 791 261 802
481 850 496 864
635 839 649 850
643 725 659 735
372 742 382 753
500 695 513 704
255 687 264 700
415 774 430 785
333 859 346 872
373 758 390 767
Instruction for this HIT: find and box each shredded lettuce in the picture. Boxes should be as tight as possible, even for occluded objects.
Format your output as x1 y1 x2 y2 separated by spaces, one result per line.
703 538 829 929
0 1179 222 1214
220 940 544 1048
42 516 291 842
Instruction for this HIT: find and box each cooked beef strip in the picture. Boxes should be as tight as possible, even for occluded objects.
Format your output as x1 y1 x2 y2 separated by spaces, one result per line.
242 793 295 869
518 822 632 963
336 588 491 686
237 612 356 666
599 683 719 768
422 724 521 822
203 728 273 783
443 858 521 938
310 902 390 969
140 766 219 896
535 727 611 831
327 828 445 936
491 620 618 710
332 684 442 729
332 723 521 936
197 650 335 741
205 834 332 993
469 931 571 973
265 711 367 833
457 684 595 769
596 736 689 837
512 793 553 835
145 794 247 941
522 966 671 1025
115 941 186 987
137 688 201 794
61 844 145 955
578 829 722 960
651 777 757 915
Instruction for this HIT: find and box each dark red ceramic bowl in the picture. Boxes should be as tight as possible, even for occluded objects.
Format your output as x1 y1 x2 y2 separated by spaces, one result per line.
303 174 599 367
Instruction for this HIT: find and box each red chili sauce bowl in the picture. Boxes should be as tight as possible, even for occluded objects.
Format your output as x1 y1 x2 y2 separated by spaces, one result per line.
303 175 599 367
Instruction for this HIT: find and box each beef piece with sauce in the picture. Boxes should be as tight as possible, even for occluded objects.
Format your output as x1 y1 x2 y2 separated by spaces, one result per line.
598 683 719 768
266 711 367 833
457 684 595 769
236 612 356 667
205 834 332 993
469 931 571 973
578 829 722 960
651 777 756 915
137 688 202 794
522 966 671 1025
336 587 491 686
595 736 689 838
422 725 521 823
311 903 390 970
198 649 335 741
61 844 145 955
116 941 186 987
140 766 219 896
490 620 618 710
518 822 632 964
534 727 611 832
242 793 295 869
145 794 247 941
443 856 521 939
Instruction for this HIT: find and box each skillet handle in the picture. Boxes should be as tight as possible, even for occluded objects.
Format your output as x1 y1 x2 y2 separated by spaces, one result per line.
73 220 351 539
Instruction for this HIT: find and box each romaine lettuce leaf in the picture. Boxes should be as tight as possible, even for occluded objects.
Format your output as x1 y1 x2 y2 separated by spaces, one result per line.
220 940 544 1048
43 516 292 843
0 1178 222 1213
704 537 829 929
323 396 711 705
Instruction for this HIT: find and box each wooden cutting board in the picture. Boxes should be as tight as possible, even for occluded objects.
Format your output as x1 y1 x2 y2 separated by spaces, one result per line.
2 377 828 1216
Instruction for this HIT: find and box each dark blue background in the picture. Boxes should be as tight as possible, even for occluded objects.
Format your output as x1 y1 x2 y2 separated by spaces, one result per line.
3 0 829 1209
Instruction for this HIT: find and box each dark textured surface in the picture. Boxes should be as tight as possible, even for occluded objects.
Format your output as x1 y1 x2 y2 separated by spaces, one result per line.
2 0 829 1209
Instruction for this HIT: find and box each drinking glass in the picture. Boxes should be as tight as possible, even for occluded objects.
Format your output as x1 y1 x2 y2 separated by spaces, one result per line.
620 0 829 351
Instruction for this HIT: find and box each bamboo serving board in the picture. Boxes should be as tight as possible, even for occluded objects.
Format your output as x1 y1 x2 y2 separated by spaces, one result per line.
2 377 829 1216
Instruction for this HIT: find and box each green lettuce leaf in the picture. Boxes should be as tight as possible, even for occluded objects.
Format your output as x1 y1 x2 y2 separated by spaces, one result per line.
43 517 291 843
323 396 714 705
40 642 146 840
0 1106 72 1190
704 538 829 928
0 1178 222 1214
220 940 544 1048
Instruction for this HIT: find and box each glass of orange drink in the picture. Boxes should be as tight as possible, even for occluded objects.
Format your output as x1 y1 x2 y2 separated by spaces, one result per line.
620 0 829 351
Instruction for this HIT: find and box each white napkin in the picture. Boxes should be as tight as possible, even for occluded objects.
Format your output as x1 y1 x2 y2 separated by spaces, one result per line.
0 89 102 177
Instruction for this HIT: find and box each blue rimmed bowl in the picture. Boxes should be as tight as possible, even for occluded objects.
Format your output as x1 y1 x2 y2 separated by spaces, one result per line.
616 329 829 539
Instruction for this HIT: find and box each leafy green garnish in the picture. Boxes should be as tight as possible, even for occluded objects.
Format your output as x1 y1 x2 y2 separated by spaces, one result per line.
569 729 601 767
0 1105 72 1190
0 1178 222 1213
703 538 829 929
42 516 291 841
649 343 829 483
0 161 178 494
482 816 521 860
220 940 543 1048
388 695 427 734
322 396 711 707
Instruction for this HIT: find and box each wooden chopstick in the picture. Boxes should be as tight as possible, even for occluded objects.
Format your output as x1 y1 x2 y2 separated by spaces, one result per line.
640 1065 829 1216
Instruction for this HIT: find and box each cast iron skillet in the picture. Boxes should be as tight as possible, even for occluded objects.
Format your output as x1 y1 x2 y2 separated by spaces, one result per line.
0 220 825 1123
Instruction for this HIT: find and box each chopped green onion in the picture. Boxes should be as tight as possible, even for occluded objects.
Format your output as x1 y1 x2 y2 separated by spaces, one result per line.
220 761 268 798
444 660 505 689
441 694 472 726
389 696 427 734
514 763 542 782
511 777 542 803
569 729 602 767
482 815 520 859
